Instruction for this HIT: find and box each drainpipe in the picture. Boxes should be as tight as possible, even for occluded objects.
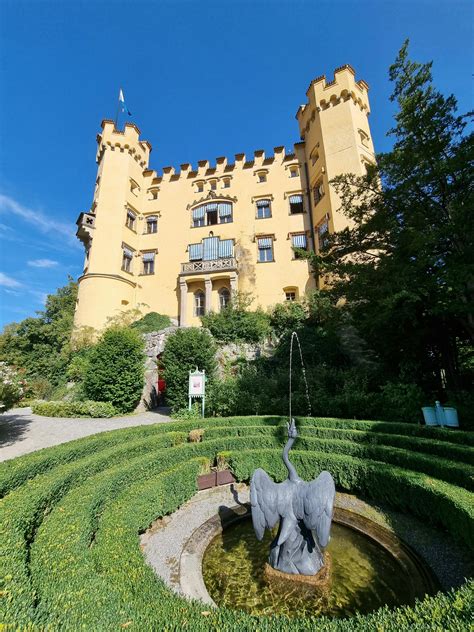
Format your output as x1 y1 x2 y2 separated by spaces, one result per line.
303 161 319 288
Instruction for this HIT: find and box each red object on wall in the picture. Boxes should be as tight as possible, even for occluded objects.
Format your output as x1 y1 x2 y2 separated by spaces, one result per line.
156 353 166 394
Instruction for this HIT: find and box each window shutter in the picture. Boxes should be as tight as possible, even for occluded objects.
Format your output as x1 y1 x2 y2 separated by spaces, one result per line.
203 236 219 260
291 234 307 248
218 202 232 217
188 243 203 261
256 199 270 207
289 194 303 204
218 239 233 258
206 203 218 212
147 215 158 222
142 252 155 262
257 237 272 248
123 247 133 258
192 206 205 220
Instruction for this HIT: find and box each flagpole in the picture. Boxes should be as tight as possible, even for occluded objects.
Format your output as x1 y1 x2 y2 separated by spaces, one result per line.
114 88 121 130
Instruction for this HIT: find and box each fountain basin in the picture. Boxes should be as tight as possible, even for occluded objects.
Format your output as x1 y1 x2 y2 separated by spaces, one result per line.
184 504 438 618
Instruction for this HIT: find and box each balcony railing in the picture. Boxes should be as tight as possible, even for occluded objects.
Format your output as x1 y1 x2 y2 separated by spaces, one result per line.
180 257 237 275
76 212 96 246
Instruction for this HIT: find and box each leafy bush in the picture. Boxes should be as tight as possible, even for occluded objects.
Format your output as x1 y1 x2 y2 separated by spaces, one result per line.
162 328 216 410
32 400 116 418
131 311 172 333
201 292 271 343
269 300 307 337
82 327 145 413
0 362 27 412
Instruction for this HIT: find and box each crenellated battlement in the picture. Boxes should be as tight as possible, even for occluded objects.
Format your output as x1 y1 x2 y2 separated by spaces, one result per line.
138 144 304 186
96 120 152 169
296 65 371 136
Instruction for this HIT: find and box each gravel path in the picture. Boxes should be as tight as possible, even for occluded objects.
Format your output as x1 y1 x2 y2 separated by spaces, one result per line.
0 407 171 462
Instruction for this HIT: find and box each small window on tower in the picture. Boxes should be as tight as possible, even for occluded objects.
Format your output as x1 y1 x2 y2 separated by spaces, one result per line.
289 166 298 178
258 172 267 183
126 209 136 230
223 178 230 188
122 246 133 273
210 180 217 191
142 252 155 275
146 216 158 234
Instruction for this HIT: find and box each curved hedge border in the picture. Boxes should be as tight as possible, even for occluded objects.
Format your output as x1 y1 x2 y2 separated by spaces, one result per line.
1 415 472 630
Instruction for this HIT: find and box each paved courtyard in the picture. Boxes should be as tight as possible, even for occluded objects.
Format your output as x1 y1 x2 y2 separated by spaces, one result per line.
0 407 171 462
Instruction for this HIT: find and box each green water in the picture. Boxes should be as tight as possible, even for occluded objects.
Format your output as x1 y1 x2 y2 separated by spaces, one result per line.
202 519 419 618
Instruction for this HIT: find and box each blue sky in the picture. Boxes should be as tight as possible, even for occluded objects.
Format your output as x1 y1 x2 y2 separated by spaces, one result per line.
0 0 472 329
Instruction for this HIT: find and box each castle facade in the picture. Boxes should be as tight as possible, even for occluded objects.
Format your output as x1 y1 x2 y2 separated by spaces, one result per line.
74 65 375 332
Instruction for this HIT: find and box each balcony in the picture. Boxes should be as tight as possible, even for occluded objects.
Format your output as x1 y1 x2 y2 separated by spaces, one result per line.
180 257 237 275
76 212 96 246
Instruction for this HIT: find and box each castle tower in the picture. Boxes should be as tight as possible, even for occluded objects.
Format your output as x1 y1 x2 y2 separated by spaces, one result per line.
296 65 375 256
74 121 152 332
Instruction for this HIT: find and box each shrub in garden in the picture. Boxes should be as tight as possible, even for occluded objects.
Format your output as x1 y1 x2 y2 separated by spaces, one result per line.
130 311 172 333
163 328 216 410
0 362 26 412
269 300 307 337
82 327 145 413
201 292 271 343
32 400 116 418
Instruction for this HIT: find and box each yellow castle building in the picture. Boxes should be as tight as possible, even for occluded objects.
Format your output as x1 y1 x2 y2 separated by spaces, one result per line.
74 65 375 332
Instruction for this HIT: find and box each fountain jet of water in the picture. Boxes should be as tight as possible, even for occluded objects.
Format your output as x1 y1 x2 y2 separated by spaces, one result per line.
289 331 312 420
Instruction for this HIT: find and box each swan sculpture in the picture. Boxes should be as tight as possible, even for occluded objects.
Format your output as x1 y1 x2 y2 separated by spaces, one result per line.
250 419 336 575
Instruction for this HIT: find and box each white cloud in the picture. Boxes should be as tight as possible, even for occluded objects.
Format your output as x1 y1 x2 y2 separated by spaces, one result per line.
0 193 79 247
27 258 59 268
0 272 23 289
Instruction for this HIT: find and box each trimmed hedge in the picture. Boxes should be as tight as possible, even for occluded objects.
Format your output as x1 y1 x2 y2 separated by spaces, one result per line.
1 415 472 630
31 400 117 418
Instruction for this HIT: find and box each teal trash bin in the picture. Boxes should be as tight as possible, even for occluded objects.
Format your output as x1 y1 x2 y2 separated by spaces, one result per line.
435 401 446 426
443 407 459 428
422 407 437 426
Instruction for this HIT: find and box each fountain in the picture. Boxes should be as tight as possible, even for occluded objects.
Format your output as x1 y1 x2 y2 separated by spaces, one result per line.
196 333 439 617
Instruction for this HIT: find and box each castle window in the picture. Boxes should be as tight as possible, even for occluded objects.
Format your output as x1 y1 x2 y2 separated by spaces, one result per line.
256 199 271 219
258 173 266 183
317 218 330 251
192 202 233 227
142 252 155 275
257 237 274 263
310 148 319 166
289 166 298 178
196 181 204 193
148 188 159 200
126 209 136 230
289 194 304 214
188 243 203 261
313 181 325 205
121 247 133 273
223 178 230 188
291 233 308 259
210 180 217 191
219 287 231 311
194 291 205 317
285 291 296 301
146 216 158 234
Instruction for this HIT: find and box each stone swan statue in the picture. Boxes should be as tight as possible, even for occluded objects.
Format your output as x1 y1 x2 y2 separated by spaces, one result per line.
250 419 336 575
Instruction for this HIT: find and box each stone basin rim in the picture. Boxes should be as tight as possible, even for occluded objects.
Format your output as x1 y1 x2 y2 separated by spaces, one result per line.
179 502 440 609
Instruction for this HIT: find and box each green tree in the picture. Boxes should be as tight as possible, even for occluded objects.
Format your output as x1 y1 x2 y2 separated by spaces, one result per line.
310 41 473 396
0 279 78 394
82 327 145 413
130 311 172 333
162 328 216 410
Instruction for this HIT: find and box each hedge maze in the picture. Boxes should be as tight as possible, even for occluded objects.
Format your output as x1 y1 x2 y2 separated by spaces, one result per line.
1 416 473 630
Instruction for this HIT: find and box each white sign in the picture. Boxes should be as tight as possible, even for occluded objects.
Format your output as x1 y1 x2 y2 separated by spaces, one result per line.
189 374 205 396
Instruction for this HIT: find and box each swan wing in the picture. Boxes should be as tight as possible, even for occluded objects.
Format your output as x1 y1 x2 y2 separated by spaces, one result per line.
250 468 280 541
302 470 336 547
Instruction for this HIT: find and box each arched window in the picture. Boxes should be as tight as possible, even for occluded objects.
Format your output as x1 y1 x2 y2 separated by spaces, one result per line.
219 288 231 311
194 291 205 317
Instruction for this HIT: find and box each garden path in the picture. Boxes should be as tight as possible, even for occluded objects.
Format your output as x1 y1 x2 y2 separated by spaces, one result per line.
0 407 171 462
